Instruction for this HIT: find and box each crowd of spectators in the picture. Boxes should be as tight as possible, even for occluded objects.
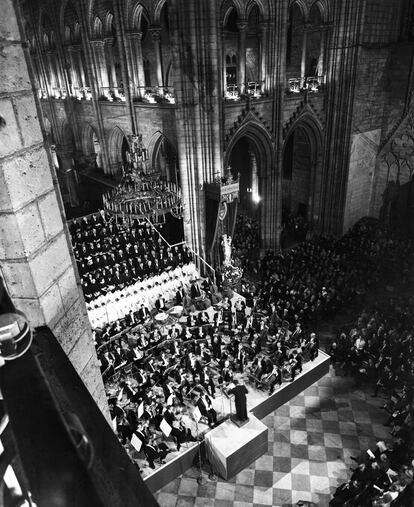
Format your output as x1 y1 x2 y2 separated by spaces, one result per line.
329 295 414 506
280 213 311 247
233 215 260 255
255 220 412 331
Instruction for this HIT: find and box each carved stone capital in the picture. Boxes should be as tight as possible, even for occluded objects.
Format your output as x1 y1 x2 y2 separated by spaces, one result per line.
260 20 270 33
90 38 105 47
236 20 248 32
149 26 161 42
127 30 143 41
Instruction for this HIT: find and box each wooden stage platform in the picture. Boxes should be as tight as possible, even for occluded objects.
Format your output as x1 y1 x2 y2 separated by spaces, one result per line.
144 351 330 492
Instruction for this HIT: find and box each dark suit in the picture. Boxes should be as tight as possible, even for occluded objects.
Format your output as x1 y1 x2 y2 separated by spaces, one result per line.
228 384 248 421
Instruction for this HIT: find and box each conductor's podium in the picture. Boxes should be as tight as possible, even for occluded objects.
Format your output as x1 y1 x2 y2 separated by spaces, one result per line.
205 415 268 480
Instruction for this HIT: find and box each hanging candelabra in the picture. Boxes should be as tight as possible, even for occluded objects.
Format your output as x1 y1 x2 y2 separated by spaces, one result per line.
103 134 183 223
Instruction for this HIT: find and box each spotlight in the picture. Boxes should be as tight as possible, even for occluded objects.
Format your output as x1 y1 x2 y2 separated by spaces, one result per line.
0 312 32 361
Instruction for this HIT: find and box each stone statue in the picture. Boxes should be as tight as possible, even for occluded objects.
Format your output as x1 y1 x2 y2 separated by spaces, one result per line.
222 234 232 266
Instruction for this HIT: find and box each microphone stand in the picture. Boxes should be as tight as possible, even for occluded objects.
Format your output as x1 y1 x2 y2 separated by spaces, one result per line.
194 418 205 485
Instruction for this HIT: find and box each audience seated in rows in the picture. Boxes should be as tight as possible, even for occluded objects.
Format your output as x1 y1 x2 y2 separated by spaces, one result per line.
329 294 414 506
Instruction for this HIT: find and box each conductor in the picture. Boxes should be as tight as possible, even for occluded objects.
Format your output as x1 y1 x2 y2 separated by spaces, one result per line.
228 379 248 421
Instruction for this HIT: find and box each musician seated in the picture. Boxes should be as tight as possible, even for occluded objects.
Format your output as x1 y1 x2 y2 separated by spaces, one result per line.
190 281 202 300
198 311 210 325
187 314 198 327
195 392 217 427
155 296 167 313
175 285 186 305
138 304 151 323
289 349 303 381
143 437 168 469
309 332 319 360
268 364 282 395
183 294 196 315
171 417 197 451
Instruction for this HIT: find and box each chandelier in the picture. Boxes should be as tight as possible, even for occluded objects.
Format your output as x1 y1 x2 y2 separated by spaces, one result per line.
102 134 183 222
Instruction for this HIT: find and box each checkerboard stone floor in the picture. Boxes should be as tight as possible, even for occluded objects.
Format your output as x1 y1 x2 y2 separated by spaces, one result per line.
154 363 390 507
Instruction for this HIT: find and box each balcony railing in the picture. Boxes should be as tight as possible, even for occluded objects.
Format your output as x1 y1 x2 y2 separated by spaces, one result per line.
72 87 92 100
287 75 325 94
99 87 126 102
52 88 67 99
224 84 240 101
134 86 175 104
246 81 264 98
224 81 265 101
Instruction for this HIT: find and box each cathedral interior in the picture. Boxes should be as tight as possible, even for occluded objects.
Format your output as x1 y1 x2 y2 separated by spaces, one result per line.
1 0 414 505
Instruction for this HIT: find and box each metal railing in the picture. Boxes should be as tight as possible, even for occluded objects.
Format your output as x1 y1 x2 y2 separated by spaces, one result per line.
144 218 216 284
52 87 67 99
134 85 175 104
224 84 240 100
246 80 264 97
99 87 126 102
224 81 265 100
287 75 325 94
72 86 92 100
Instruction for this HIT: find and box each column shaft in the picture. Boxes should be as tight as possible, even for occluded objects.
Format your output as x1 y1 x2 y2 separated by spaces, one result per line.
150 27 163 88
237 21 247 94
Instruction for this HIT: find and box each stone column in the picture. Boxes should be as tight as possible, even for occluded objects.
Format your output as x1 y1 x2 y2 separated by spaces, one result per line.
318 27 327 78
67 46 79 95
105 37 118 90
55 146 79 207
260 21 269 91
301 25 308 81
131 31 145 96
90 39 108 93
237 20 247 95
54 51 65 91
125 31 138 98
0 3 108 416
221 24 227 94
46 50 57 93
149 27 163 88
75 46 87 88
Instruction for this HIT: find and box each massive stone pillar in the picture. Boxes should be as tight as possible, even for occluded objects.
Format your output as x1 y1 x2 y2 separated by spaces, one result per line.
0 1 108 417
169 0 223 258
319 0 366 234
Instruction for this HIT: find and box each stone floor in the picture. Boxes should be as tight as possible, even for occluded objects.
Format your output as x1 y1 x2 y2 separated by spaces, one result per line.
154 362 390 507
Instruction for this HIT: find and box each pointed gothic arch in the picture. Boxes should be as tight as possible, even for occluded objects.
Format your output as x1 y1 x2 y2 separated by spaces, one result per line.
224 119 276 247
108 126 129 174
282 112 323 221
148 131 178 183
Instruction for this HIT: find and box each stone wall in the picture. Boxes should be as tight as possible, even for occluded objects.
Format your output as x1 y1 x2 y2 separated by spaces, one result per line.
343 129 380 231
0 0 108 418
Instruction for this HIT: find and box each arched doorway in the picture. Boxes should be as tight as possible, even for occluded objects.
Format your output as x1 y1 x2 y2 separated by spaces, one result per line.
228 136 262 218
108 126 128 175
282 124 317 221
152 135 178 184
82 123 102 169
